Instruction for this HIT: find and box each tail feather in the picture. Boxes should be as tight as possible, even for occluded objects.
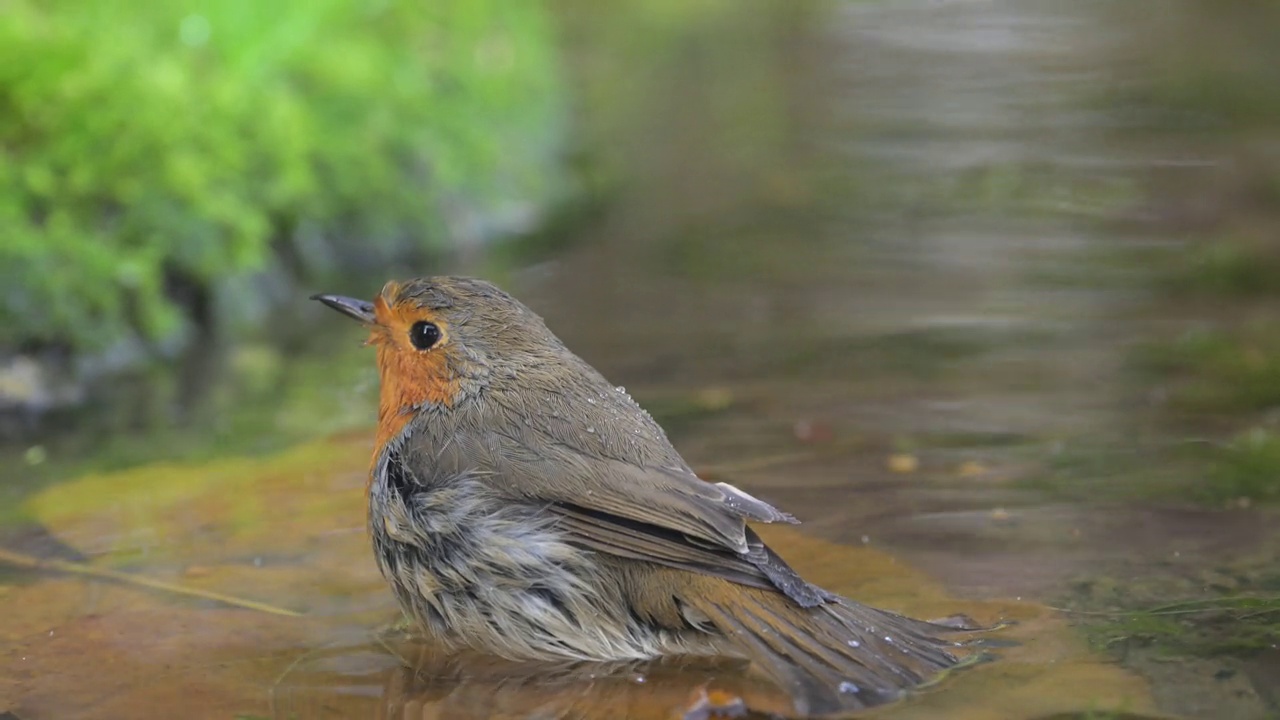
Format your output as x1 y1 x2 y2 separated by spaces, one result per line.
737 603 908 692
685 586 964 717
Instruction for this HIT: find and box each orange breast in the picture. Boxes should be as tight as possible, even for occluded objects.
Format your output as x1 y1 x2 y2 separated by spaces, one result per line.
369 342 460 492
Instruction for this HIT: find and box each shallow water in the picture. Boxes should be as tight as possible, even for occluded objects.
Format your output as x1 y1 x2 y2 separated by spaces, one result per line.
1 436 1155 720
3 0 1279 718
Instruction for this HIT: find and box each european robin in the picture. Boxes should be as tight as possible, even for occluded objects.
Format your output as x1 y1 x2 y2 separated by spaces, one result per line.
314 277 967 717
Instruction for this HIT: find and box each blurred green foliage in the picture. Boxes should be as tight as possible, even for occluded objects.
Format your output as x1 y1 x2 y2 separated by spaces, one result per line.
1165 238 1280 297
1127 0 1280 133
1208 428 1280 504
1130 0 1280 301
1094 0 1280 510
1136 326 1280 416
0 0 564 350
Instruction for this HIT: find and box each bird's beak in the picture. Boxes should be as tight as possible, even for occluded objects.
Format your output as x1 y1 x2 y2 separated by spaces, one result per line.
311 294 376 324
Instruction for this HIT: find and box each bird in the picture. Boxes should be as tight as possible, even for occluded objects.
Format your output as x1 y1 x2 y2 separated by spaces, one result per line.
313 276 969 717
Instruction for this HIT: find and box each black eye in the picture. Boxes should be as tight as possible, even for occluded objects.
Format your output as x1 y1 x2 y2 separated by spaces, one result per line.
408 321 441 350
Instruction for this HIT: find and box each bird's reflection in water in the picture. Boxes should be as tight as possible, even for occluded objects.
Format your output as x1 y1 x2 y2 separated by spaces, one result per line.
256 630 807 720
272 621 991 720
370 639 797 720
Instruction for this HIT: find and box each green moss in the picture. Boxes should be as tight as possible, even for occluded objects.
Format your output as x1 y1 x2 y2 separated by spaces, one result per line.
1079 595 1280 659
0 0 567 351
1066 560 1280 668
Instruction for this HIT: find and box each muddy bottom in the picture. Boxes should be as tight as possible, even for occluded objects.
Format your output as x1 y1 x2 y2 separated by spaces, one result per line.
0 434 1158 720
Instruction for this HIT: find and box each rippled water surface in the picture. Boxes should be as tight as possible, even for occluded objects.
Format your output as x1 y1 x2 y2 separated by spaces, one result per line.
3 0 1278 718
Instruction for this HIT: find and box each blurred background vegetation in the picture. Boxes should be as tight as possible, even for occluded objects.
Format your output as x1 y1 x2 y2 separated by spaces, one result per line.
0 0 565 353
1 0 1278 497
1 0 1279 510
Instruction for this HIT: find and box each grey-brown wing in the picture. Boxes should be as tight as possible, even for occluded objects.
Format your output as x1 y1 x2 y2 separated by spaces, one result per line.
489 436 797 554
551 501 774 589
417 417 826 605
549 502 833 607
479 372 797 554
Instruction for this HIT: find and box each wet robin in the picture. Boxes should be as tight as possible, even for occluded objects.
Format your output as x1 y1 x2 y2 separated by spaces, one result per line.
313 276 966 717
